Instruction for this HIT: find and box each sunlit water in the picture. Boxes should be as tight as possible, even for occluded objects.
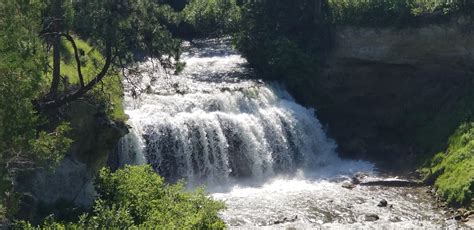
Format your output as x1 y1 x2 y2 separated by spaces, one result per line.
119 38 459 229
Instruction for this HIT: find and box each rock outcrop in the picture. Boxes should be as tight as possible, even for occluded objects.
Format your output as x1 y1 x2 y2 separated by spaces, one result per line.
298 16 474 169
12 102 128 223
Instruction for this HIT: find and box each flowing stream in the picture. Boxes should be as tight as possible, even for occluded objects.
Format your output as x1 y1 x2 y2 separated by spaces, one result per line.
119 39 459 229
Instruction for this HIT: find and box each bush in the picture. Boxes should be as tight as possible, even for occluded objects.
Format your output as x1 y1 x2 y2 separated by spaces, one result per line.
16 165 226 229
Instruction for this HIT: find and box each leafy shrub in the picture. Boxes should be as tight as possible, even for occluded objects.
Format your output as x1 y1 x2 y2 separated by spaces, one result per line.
16 165 226 229
30 123 73 169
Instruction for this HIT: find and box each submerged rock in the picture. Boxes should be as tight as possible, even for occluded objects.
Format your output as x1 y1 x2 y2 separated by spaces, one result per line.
342 182 356 189
365 214 380 221
273 215 298 225
390 216 402 222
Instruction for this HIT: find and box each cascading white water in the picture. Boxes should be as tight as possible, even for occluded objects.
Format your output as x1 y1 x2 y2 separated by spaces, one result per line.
119 38 459 229
119 38 344 186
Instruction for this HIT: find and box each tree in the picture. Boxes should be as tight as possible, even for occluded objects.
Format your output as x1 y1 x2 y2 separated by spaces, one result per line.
38 0 183 109
235 0 331 78
0 0 73 220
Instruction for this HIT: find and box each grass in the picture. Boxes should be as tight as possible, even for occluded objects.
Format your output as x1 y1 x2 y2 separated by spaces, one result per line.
58 37 127 122
411 76 474 207
414 77 474 206
424 123 474 206
328 0 474 26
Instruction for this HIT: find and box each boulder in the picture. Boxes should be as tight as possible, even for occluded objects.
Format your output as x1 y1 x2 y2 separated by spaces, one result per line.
377 199 388 207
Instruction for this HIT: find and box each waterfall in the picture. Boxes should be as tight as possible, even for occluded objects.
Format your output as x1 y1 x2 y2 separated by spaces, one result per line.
119 38 341 186
117 39 458 229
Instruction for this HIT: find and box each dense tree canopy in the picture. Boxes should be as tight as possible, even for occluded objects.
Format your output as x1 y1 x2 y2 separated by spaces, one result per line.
39 0 183 109
234 0 332 102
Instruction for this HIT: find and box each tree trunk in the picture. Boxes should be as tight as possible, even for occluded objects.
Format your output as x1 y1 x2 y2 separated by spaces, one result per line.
49 0 63 99
49 35 61 98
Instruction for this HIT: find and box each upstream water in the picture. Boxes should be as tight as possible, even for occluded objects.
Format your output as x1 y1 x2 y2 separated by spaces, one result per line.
119 39 459 229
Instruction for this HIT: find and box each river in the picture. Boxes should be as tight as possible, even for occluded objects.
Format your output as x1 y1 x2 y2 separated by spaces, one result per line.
118 38 460 229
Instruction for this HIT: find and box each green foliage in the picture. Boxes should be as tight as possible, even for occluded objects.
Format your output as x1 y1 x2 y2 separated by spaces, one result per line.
72 0 182 66
0 0 72 177
329 0 474 26
0 0 46 157
426 123 474 206
17 165 226 229
181 0 241 37
329 0 415 26
30 123 73 169
90 166 225 228
235 0 330 100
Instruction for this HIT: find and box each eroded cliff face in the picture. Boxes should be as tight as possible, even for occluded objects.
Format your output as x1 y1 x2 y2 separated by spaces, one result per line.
332 16 474 70
302 16 474 170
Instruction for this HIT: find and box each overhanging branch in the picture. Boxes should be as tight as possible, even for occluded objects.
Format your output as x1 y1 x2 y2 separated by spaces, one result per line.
38 42 113 109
